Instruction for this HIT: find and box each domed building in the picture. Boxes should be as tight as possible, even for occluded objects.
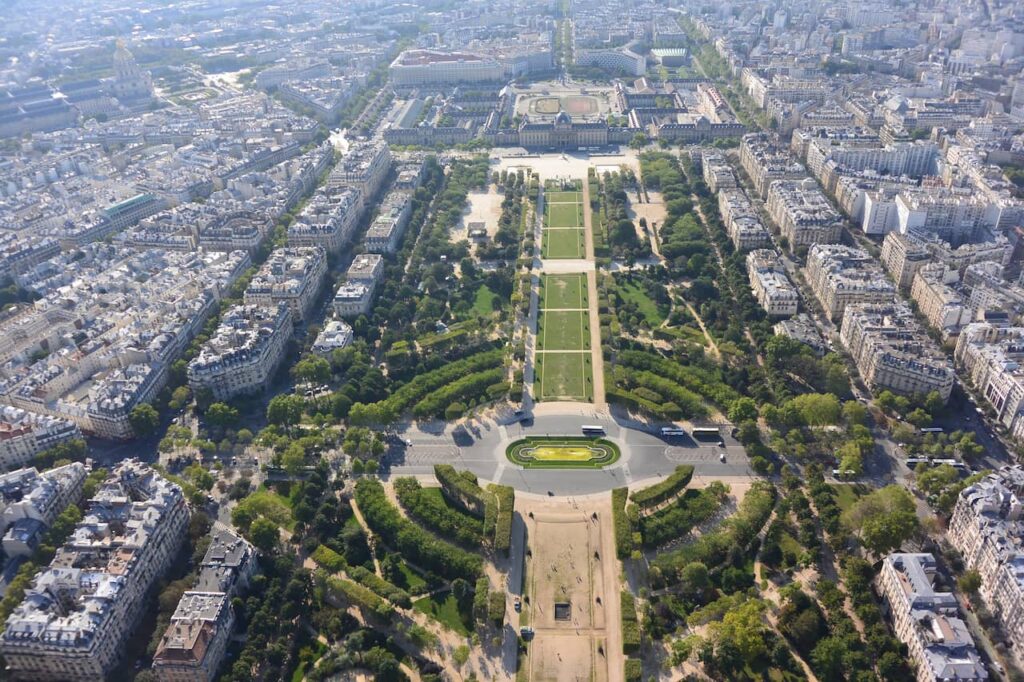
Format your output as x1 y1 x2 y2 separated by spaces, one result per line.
517 110 609 150
110 40 153 102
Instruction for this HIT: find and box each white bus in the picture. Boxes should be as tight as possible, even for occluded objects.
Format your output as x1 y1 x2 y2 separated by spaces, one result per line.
661 427 687 437
581 425 605 435
691 427 721 442
920 427 944 434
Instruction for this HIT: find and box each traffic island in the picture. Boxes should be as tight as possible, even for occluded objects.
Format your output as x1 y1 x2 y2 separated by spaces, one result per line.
506 436 620 469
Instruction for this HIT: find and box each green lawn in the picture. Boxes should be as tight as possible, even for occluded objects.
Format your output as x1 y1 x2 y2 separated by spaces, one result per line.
546 191 581 203
471 284 500 317
542 228 585 259
413 592 472 635
536 351 592 401
616 279 666 326
538 310 588 351
395 562 430 595
542 274 587 310
546 202 584 227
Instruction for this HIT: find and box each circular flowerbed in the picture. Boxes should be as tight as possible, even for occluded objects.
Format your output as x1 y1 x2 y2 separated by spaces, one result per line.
506 436 621 469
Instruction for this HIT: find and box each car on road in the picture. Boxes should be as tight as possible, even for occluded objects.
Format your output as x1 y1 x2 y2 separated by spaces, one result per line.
719 453 726 463
514 598 522 612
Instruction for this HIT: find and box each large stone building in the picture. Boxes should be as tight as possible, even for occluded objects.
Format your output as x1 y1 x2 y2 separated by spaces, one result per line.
0 463 188 680
955 323 1024 439
767 179 845 249
0 407 81 472
517 112 609 150
153 528 257 682
187 303 293 401
840 302 954 402
243 246 327 322
878 553 988 682
746 250 799 317
948 466 1024 663
805 244 895 321
719 189 770 251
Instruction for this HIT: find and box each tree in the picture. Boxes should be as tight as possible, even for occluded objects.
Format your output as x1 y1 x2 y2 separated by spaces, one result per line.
294 356 331 386
249 517 279 552
680 561 711 598
267 394 304 430
282 443 306 477
958 569 982 596
206 402 240 428
842 400 868 426
728 398 758 424
906 408 931 428
845 485 920 554
129 403 160 437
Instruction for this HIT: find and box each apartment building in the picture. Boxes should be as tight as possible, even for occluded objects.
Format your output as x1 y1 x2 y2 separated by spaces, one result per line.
805 244 895 321
0 463 85 559
739 133 807 199
878 553 988 682
880 230 1011 291
746 250 799 317
187 303 293 401
332 254 384 319
0 462 188 681
364 190 413 254
948 466 1024 663
575 48 646 76
701 151 737 193
243 246 327 322
0 406 81 472
955 323 1024 435
896 188 995 244
767 179 845 249
910 263 973 338
719 189 770 251
839 302 954 402
287 188 363 255
327 142 392 199
153 528 257 682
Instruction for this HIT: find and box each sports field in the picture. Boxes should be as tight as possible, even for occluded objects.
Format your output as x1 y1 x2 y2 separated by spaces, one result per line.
538 310 589 351
542 187 585 260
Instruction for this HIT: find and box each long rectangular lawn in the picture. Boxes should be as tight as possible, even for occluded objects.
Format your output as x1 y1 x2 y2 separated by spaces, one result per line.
538 310 588 351
542 274 587 310
543 228 585 259
546 202 583 227
536 352 592 401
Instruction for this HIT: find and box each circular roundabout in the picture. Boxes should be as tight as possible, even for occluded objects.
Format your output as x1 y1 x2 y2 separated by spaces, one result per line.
505 436 621 469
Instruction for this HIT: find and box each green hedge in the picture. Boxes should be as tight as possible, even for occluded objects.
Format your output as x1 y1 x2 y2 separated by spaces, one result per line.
394 477 484 547
412 367 506 418
652 481 776 585
612 487 634 559
348 565 412 608
490 484 515 553
321 572 389 618
617 350 739 408
487 591 506 626
639 484 728 549
354 478 483 582
473 576 490 623
630 465 694 509
435 464 494 518
376 349 503 416
621 590 640 653
625 659 642 682
311 545 346 573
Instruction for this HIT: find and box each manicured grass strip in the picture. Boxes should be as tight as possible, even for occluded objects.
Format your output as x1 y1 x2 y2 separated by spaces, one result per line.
615 279 666 326
506 436 620 469
546 191 582 203
541 273 587 310
235 488 295 531
542 228 585 259
546 202 584 227
538 310 588 351
536 351 592 401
